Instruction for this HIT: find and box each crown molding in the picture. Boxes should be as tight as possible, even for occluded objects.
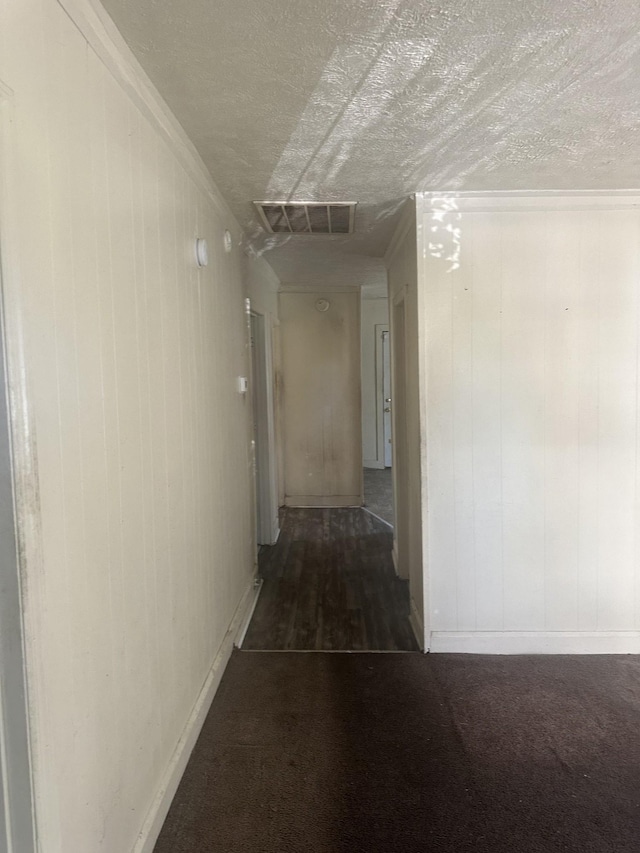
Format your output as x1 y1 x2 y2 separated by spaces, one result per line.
55 0 243 239
416 190 640 214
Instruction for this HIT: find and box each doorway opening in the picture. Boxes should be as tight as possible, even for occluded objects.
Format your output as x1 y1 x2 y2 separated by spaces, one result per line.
249 310 279 548
361 294 392 525
241 283 417 652
363 323 393 526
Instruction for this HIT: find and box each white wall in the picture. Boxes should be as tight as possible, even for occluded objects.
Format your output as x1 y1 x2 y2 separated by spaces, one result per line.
0 1 259 850
385 202 427 647
279 287 362 506
417 193 640 654
361 296 389 469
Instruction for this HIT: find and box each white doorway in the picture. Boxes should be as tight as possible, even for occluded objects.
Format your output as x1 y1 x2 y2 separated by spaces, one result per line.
362 320 393 526
250 310 279 546
391 289 409 581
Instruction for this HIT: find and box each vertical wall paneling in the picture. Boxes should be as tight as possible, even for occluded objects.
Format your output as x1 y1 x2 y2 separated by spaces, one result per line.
500 213 546 631
0 0 263 849
418 194 640 653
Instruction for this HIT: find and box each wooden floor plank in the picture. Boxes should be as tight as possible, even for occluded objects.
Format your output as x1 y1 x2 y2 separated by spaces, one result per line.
243 507 418 651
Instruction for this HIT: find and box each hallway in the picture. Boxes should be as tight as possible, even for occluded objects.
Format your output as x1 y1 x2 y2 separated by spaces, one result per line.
243 507 416 651
5 1 640 850
154 650 640 853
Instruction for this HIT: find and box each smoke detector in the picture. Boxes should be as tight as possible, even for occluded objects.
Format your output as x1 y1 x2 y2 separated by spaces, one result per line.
253 201 356 235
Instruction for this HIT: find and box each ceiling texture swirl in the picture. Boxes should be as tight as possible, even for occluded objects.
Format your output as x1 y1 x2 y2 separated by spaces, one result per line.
101 0 640 287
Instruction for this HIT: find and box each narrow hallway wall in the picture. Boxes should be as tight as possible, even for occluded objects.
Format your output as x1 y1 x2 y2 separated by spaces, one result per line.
0 1 260 850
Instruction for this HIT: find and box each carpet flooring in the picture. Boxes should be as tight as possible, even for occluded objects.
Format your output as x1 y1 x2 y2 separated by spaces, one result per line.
154 651 640 853
363 467 394 526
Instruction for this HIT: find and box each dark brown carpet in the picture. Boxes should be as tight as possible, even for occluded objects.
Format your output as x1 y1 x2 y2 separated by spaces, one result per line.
154 651 640 853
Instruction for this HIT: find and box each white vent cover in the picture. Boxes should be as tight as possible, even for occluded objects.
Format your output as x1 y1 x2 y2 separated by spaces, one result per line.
254 201 356 235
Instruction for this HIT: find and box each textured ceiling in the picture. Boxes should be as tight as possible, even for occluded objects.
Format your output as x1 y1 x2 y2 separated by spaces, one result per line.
101 0 640 285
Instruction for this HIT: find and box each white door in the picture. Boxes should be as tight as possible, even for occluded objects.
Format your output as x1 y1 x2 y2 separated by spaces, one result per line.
250 313 262 544
0 84 37 853
250 310 279 546
382 330 392 467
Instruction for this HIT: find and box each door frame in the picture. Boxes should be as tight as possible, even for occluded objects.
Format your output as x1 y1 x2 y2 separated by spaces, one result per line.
0 81 37 853
379 327 392 468
390 287 409 582
249 310 279 546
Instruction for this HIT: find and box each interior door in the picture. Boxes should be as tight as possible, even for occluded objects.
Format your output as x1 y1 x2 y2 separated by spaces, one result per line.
250 313 261 544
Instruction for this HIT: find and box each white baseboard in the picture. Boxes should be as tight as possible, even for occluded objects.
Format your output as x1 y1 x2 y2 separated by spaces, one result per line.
409 599 425 651
428 631 640 655
235 580 263 649
363 459 384 470
133 576 259 853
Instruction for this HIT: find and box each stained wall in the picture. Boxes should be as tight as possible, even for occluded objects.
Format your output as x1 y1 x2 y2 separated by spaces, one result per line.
417 194 640 653
0 0 264 849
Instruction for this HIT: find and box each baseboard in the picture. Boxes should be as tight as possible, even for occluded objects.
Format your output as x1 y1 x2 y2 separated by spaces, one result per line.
285 496 362 507
428 631 640 655
409 599 425 651
363 459 384 470
235 580 263 648
133 575 259 853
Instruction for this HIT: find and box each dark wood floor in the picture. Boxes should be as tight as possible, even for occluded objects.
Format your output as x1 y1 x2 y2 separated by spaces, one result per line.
242 507 418 651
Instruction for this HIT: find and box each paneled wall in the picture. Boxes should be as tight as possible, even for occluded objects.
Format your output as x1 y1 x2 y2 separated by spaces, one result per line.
280 287 362 506
0 1 260 850
417 195 640 653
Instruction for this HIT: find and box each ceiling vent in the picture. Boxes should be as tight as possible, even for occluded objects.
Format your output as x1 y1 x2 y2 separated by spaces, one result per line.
254 201 357 235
